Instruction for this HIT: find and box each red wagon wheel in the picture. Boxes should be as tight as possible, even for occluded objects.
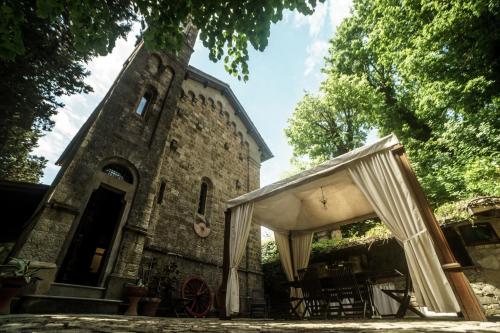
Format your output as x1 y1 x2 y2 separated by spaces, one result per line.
181 276 213 318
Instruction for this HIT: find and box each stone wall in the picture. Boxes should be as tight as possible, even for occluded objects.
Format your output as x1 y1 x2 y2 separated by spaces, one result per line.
144 76 264 313
14 26 210 293
464 243 500 317
11 25 266 315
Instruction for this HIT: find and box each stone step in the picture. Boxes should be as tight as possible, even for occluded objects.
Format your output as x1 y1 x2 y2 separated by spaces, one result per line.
15 295 122 315
48 282 106 299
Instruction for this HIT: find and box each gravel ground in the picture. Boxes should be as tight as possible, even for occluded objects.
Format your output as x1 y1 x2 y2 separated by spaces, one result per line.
0 315 499 333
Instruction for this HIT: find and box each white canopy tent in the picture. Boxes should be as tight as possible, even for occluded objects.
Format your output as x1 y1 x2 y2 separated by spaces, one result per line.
221 134 485 321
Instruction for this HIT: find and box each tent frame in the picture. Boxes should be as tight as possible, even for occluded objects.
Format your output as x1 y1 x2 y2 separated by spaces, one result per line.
219 145 486 321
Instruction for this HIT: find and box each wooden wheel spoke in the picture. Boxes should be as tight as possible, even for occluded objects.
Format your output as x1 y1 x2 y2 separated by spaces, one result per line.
182 277 213 317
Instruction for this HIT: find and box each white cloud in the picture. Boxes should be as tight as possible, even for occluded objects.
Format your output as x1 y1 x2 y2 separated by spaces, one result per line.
300 0 353 78
304 40 329 76
35 26 139 184
328 0 353 32
293 1 328 38
85 28 139 96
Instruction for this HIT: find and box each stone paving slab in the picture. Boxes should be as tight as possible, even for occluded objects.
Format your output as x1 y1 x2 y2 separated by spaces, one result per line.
0 315 499 333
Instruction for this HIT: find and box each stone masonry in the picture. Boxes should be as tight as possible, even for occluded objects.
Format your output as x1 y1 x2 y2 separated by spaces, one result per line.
12 25 272 315
464 242 500 317
143 68 268 311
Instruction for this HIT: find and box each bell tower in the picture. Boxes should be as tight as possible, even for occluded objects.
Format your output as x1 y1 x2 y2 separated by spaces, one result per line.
14 25 198 298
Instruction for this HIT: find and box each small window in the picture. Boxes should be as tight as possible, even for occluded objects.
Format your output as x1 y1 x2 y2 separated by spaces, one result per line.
102 164 133 184
135 91 153 116
157 181 166 205
197 182 208 215
459 222 499 246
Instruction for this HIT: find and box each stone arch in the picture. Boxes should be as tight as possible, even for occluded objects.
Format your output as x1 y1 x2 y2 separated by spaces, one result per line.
207 97 215 110
216 101 223 115
147 54 162 75
159 65 175 85
198 94 206 106
57 156 139 287
197 176 214 220
230 121 237 134
180 88 187 101
99 156 139 186
187 90 196 105
223 111 230 125
237 131 244 145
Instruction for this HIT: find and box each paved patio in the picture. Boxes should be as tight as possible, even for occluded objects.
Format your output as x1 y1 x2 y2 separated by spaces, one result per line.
0 315 499 333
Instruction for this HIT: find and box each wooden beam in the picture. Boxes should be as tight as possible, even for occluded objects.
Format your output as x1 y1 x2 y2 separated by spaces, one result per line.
219 208 232 319
392 146 486 321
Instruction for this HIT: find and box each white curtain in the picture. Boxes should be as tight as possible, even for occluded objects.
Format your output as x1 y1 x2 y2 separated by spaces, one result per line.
225 202 254 316
275 232 293 281
275 231 313 316
348 151 460 313
372 282 401 315
291 233 314 276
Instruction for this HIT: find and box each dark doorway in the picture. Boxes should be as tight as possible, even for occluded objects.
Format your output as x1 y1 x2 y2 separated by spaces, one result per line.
57 186 125 286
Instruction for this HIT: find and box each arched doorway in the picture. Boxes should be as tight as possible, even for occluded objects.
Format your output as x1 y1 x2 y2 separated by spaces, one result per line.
57 163 136 286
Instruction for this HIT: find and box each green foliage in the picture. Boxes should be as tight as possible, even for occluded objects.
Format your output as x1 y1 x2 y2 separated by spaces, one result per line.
341 219 383 238
261 221 392 264
0 258 40 283
1 1 92 182
434 199 472 224
261 240 279 264
312 221 391 255
1 0 325 80
0 0 324 182
285 74 381 162
320 0 500 205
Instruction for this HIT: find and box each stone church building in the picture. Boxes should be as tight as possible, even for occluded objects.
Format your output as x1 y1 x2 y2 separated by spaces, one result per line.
8 26 272 313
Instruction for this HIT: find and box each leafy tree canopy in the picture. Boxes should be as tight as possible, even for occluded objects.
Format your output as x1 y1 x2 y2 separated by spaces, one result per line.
1 0 325 80
285 74 382 166
289 0 499 205
1 0 91 182
1 0 324 182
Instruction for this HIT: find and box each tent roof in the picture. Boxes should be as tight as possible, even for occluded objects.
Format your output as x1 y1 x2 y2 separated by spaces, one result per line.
227 134 400 234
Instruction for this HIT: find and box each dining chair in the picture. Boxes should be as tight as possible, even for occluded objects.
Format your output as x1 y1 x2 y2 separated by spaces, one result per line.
326 266 368 318
297 267 329 319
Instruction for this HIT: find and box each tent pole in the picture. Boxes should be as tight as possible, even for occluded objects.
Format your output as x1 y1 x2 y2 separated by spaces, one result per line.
219 208 232 320
392 145 486 321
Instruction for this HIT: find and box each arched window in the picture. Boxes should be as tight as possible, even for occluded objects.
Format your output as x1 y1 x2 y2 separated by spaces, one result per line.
102 164 133 184
157 180 167 205
197 181 209 215
135 91 153 116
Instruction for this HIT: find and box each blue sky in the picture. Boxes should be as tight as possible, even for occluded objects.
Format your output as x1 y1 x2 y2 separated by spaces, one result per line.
35 0 353 188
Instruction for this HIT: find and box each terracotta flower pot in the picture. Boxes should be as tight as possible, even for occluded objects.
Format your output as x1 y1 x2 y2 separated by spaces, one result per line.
124 285 147 316
142 297 161 317
0 277 28 315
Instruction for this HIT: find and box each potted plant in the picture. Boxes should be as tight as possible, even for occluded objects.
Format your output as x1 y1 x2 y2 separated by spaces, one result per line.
141 258 179 317
0 258 40 315
123 279 146 316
